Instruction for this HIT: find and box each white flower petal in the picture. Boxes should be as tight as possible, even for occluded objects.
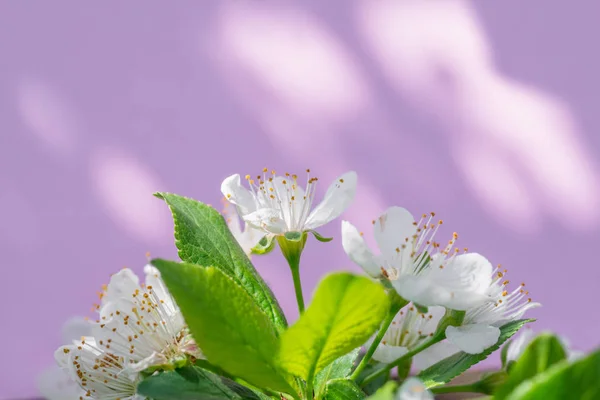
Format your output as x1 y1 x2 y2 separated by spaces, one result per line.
393 275 451 307
445 324 500 354
304 171 357 230
61 317 92 344
244 208 287 234
373 343 409 363
224 204 262 254
37 366 83 400
373 206 417 260
144 264 179 316
221 174 257 216
421 253 495 310
103 268 141 304
413 340 459 371
341 220 380 278
397 378 434 400
54 345 75 371
128 352 169 373
447 253 494 294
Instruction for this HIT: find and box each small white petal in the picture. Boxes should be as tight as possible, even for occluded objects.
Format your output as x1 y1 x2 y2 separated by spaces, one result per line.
244 208 287 234
445 324 500 354
61 317 92 344
54 345 75 371
568 349 585 362
373 206 417 260
221 174 257 216
304 171 357 230
372 343 409 363
413 340 459 371
144 264 179 314
421 253 495 310
224 204 262 254
393 275 450 307
37 366 83 400
446 253 494 294
103 268 141 304
397 378 434 400
341 220 380 278
128 352 169 373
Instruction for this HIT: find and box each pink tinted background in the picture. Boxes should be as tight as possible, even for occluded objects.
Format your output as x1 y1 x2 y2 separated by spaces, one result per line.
1 1 600 398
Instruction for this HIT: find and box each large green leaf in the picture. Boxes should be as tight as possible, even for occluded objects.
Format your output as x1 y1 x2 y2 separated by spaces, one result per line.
506 349 600 400
137 366 246 400
152 259 295 395
323 379 366 400
418 319 534 388
314 349 360 398
278 273 389 384
495 333 567 399
155 193 287 332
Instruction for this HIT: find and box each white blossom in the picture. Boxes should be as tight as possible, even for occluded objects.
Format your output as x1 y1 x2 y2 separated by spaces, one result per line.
370 304 445 368
54 266 201 399
396 378 434 400
342 206 493 310
221 169 357 235
38 318 91 400
445 266 540 354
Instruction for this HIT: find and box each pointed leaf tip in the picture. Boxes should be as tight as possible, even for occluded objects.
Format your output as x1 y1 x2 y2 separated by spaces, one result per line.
311 230 334 242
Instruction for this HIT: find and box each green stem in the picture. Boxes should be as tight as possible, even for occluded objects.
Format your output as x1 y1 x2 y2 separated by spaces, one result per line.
350 309 397 381
431 383 483 395
305 377 314 400
290 263 305 314
360 335 442 387
277 234 308 315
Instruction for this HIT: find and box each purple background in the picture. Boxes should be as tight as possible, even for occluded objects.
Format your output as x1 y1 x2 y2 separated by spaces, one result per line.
1 1 600 398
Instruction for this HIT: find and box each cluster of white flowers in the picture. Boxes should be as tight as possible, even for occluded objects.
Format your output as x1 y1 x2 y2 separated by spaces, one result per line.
51 266 201 400
342 206 541 359
45 169 541 399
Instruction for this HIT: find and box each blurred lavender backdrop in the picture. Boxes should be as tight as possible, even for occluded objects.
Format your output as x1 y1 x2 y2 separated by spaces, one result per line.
1 0 599 398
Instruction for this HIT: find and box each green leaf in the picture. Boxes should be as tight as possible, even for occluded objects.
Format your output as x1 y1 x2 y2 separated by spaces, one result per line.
495 333 567 399
251 235 276 255
155 193 287 332
278 273 389 384
359 362 389 396
418 319 534 388
152 259 295 395
311 230 334 242
505 349 600 400
314 349 360 398
323 379 366 400
137 366 244 400
284 231 304 241
365 382 397 400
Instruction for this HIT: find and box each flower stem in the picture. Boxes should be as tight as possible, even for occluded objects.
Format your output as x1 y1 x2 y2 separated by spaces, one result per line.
278 234 308 315
350 298 405 381
430 383 483 394
290 263 305 314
